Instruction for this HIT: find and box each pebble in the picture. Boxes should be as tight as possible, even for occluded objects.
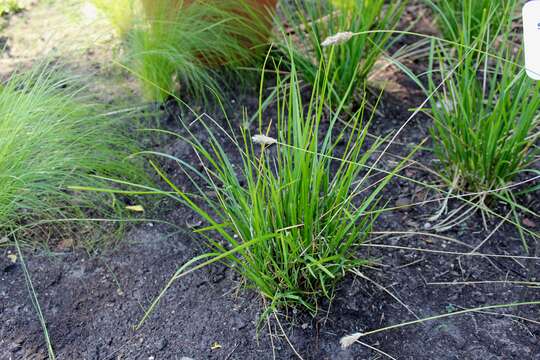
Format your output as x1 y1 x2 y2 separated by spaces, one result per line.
395 196 411 208
232 316 247 330
471 291 486 303
523 218 536 228
9 341 21 352
157 339 168 351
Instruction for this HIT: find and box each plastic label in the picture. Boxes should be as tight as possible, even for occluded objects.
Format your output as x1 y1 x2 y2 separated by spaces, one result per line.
523 1 540 80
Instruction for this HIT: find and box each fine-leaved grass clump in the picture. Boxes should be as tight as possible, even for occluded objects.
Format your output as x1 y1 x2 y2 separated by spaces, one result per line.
0 67 147 246
139 56 408 321
425 0 518 44
0 0 23 16
281 0 404 104
91 0 137 37
120 0 270 102
426 38 540 198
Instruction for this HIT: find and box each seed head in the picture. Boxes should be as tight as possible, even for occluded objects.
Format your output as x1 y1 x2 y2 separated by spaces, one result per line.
321 31 354 47
339 332 363 349
252 134 277 146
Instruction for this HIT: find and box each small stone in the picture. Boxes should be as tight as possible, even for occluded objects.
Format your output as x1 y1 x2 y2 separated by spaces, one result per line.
395 197 411 208
405 220 419 228
523 218 536 228
232 316 247 330
9 341 22 352
186 220 202 229
424 223 432 230
405 169 417 177
301 323 309 330
472 291 486 303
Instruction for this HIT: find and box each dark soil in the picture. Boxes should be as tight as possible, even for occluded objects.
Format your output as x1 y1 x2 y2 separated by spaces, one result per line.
1 4 540 359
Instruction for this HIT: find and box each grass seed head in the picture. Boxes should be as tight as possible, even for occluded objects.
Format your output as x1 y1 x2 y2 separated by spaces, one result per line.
321 31 354 47
252 134 277 146
340 332 363 349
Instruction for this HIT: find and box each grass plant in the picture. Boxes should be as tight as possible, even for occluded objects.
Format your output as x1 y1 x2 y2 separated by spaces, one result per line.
0 66 147 247
131 53 411 322
280 0 404 104
424 0 518 44
103 0 270 102
427 32 540 192
91 0 137 37
425 18 540 235
0 0 23 15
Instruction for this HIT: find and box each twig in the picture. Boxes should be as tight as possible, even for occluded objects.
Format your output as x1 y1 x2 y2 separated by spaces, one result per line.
273 311 304 360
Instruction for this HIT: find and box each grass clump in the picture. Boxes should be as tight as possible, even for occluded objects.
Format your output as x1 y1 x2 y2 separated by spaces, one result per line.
0 0 23 15
90 0 137 37
426 35 540 197
425 0 518 44
95 0 271 102
0 67 147 246
140 56 407 320
422 0 540 243
281 0 404 104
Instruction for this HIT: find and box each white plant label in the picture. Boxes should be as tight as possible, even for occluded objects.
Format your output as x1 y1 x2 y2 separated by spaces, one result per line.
523 1 540 80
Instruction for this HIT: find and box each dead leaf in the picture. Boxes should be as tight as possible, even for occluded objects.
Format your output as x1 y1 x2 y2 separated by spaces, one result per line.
126 205 144 212
211 342 222 350
57 238 74 250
